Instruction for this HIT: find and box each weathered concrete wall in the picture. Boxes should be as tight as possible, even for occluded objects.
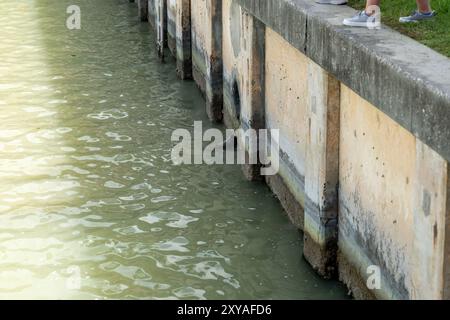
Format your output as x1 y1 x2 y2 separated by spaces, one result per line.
303 62 340 279
264 28 340 277
131 0 450 299
264 28 308 230
190 0 223 122
236 0 450 164
339 85 449 299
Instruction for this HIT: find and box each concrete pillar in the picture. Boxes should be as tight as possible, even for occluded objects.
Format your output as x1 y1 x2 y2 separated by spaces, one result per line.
191 0 223 122
263 27 309 231
411 142 448 299
207 0 223 122
241 15 265 181
156 0 167 61
148 0 157 29
176 0 192 79
167 0 177 58
137 0 148 22
222 1 265 180
303 62 340 279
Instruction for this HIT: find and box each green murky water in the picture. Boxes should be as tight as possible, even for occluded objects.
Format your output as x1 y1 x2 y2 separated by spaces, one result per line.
0 0 347 299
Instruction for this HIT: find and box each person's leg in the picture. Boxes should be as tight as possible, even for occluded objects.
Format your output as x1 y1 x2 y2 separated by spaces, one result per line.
399 0 436 23
342 0 381 27
366 0 380 12
365 0 381 16
416 0 432 13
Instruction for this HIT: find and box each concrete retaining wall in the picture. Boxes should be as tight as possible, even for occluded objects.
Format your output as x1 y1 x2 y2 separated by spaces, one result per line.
130 0 450 299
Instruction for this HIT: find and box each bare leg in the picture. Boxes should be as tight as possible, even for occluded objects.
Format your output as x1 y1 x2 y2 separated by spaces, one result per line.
417 0 432 13
365 0 380 15
365 0 380 9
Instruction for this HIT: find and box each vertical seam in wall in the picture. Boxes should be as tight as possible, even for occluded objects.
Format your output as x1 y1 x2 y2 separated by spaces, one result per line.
304 13 308 55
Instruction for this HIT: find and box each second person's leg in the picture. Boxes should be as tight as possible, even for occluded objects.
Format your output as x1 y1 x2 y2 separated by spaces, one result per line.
417 0 432 13
399 0 436 23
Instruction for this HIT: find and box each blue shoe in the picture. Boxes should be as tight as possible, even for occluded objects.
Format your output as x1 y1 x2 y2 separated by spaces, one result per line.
399 10 436 23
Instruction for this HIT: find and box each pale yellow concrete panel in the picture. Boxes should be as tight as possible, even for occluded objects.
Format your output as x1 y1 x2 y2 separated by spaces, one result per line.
412 141 447 299
339 84 448 299
305 61 327 208
305 61 339 208
303 60 339 248
340 83 415 242
265 27 308 177
339 84 415 297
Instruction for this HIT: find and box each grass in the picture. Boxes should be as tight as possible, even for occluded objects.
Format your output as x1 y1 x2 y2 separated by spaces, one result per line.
347 0 450 57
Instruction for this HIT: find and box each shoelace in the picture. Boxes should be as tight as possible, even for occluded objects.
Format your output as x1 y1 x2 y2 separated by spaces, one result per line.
415 10 436 17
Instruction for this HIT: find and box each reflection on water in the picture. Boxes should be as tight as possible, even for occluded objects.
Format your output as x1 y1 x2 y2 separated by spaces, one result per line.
0 0 347 299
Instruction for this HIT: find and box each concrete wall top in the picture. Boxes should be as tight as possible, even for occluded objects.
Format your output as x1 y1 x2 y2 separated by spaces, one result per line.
236 0 450 163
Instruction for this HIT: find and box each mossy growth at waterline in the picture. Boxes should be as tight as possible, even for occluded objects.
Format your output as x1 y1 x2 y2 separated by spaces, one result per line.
347 0 450 58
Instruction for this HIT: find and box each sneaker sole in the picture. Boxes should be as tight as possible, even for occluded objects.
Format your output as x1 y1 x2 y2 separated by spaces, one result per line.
343 20 381 28
399 20 419 23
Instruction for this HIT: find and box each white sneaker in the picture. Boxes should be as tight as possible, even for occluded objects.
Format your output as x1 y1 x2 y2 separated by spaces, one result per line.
343 10 381 28
315 0 348 4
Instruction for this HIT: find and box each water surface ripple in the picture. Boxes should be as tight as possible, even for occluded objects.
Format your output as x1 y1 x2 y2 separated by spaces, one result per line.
0 0 347 299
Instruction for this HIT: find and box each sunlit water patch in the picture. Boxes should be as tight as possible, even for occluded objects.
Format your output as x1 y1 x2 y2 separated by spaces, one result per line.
0 0 348 299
